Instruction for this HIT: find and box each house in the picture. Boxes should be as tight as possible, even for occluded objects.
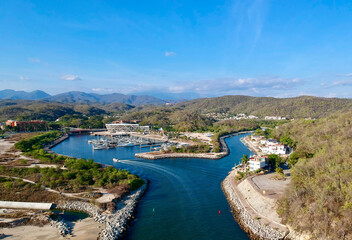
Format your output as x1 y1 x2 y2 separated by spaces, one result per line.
248 156 269 171
259 143 287 155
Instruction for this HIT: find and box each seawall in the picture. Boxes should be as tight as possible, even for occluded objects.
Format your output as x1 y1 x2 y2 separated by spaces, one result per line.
222 173 287 240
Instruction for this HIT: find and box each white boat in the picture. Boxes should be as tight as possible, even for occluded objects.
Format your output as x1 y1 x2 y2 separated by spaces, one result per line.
122 142 135 147
113 158 119 162
93 145 105 150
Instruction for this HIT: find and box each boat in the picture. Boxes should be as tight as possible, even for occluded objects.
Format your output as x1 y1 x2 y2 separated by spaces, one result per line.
93 144 105 150
121 142 135 147
113 158 119 162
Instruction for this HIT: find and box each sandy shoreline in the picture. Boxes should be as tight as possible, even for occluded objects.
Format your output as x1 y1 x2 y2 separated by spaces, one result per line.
1 218 104 240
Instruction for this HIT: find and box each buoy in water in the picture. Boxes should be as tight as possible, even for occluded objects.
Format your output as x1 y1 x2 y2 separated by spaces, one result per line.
219 210 221 215
153 208 155 212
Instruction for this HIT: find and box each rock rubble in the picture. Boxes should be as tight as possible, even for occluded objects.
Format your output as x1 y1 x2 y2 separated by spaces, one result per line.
54 181 147 239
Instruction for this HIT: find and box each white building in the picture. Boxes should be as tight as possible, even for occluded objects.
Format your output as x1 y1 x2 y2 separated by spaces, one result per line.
248 156 268 171
106 123 149 133
259 143 287 155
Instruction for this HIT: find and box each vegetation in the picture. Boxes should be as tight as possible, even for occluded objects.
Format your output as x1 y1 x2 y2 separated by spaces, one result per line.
273 111 352 239
11 131 144 192
177 95 352 119
0 177 60 202
210 120 260 152
0 160 143 192
167 143 211 154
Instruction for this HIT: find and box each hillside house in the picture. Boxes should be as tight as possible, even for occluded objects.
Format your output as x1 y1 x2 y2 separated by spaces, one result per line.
248 156 269 171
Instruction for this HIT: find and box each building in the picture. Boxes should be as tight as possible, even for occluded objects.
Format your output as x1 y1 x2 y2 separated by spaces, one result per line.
259 142 287 155
106 123 149 133
248 156 269 171
264 116 288 120
6 120 46 131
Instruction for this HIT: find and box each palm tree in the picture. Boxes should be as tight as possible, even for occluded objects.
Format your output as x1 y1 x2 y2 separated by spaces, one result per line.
241 154 249 172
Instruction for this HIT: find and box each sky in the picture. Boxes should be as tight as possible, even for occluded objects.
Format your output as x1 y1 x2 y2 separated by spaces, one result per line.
1 0 352 100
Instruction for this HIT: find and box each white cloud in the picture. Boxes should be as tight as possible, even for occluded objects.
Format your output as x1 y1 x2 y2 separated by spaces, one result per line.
61 74 82 81
165 51 177 57
166 76 302 94
19 75 30 81
28 58 41 63
92 88 114 92
328 73 352 87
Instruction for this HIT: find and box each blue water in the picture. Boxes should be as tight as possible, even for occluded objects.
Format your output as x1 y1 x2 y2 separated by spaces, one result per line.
52 134 252 240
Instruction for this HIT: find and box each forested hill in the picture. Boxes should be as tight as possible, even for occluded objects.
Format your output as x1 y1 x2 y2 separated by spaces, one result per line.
0 100 134 122
177 95 352 118
0 90 169 106
45 91 168 105
272 111 352 239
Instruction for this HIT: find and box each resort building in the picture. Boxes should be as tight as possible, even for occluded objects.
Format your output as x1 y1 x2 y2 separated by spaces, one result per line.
5 120 47 131
106 123 149 133
248 156 269 171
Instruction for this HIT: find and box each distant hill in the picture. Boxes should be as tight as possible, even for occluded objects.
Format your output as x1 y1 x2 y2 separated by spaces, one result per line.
177 95 352 118
0 100 108 122
0 89 50 100
46 91 168 105
0 90 170 106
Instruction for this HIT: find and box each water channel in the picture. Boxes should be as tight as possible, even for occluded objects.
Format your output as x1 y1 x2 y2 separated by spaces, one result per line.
52 133 252 240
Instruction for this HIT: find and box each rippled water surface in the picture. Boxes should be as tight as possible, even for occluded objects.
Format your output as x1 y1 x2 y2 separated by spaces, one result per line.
52 134 252 240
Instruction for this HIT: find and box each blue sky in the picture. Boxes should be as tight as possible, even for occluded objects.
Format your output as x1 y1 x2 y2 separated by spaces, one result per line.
1 0 352 99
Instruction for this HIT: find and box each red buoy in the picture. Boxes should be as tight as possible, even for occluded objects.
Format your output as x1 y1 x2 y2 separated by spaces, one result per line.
219 210 221 215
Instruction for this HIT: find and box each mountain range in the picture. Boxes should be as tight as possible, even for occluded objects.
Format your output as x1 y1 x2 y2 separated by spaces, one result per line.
0 89 50 100
0 89 169 106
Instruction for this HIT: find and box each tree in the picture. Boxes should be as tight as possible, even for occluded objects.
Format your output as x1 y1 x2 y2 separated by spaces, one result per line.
287 152 299 168
241 154 249 171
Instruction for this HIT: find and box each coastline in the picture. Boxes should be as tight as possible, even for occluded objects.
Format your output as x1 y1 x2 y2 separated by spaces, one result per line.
221 133 291 240
221 171 287 240
0 132 149 240
47 134 149 239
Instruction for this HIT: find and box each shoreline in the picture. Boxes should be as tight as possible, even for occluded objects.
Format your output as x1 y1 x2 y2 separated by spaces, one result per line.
0 132 149 240
221 134 291 240
221 172 287 240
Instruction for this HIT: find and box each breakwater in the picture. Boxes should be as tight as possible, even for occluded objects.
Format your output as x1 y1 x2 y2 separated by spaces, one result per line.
222 173 287 240
56 181 148 239
135 152 226 159
135 131 253 160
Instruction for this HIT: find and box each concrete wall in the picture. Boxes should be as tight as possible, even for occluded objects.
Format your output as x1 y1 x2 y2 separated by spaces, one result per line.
0 201 52 210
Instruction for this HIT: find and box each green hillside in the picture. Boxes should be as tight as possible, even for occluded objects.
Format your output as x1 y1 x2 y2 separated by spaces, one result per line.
272 111 352 239
177 95 352 118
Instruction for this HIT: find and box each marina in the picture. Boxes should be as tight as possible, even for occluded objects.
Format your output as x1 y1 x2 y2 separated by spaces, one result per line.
52 133 253 240
87 134 186 153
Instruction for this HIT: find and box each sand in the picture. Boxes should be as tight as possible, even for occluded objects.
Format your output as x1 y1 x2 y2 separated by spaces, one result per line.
0 139 14 155
0 217 103 240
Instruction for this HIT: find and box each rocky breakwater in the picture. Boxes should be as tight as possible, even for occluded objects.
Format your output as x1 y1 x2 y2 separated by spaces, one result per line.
50 218 72 236
55 180 148 239
222 173 287 240
56 200 107 223
100 181 148 240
